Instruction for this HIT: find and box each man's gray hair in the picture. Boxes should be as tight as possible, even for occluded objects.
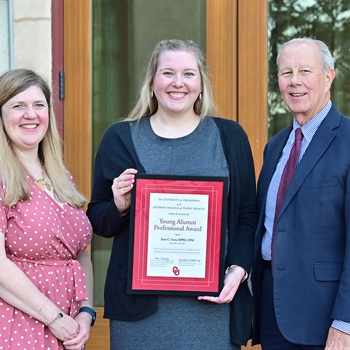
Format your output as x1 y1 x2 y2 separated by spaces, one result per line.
276 38 334 72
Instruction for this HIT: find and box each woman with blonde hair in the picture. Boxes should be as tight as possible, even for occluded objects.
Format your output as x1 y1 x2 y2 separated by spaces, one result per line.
0 69 95 350
88 39 257 349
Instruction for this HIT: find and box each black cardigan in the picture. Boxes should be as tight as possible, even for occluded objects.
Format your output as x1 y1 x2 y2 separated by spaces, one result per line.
87 116 258 345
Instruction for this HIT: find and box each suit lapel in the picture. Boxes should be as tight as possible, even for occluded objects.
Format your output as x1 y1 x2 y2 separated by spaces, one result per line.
278 108 341 217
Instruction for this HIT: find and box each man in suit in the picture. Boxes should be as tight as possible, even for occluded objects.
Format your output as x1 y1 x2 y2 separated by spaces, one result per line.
252 38 350 349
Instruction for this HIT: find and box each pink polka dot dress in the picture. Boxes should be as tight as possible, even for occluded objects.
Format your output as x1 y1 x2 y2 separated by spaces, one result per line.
0 175 92 350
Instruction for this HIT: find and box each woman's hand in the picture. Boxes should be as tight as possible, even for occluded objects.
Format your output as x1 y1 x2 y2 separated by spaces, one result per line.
112 168 138 213
62 312 92 350
197 265 246 304
48 313 79 344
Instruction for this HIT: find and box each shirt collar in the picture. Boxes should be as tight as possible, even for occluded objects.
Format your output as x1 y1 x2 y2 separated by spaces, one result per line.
293 100 332 143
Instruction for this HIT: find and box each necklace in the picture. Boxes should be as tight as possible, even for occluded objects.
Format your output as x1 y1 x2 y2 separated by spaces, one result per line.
35 177 52 192
152 116 200 138
29 169 52 192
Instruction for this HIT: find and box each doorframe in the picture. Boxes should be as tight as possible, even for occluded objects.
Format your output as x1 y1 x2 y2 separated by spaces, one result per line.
237 0 268 176
207 0 267 176
51 0 64 137
63 0 92 200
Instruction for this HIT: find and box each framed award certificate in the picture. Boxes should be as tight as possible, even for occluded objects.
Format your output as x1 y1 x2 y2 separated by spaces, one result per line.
127 174 228 296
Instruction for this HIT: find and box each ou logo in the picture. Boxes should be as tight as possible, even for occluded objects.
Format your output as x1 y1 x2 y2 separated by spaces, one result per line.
172 266 180 276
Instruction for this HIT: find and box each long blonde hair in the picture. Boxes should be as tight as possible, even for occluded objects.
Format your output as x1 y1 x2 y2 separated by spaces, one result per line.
125 39 216 121
0 69 85 207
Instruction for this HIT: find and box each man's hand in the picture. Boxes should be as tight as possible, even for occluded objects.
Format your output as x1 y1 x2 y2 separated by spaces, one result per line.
325 327 350 350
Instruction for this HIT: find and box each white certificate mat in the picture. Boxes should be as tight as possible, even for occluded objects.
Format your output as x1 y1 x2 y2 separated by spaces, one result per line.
147 193 209 278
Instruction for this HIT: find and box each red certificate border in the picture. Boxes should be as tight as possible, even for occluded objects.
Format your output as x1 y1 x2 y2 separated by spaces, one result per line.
127 174 228 296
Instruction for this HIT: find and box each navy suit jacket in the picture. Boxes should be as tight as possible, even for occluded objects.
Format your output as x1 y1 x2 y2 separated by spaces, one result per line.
252 104 350 345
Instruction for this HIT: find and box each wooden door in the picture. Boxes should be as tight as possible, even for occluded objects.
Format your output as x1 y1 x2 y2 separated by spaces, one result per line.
62 0 267 348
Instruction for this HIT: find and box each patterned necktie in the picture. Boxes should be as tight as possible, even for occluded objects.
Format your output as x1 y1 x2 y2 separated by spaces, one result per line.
271 127 303 273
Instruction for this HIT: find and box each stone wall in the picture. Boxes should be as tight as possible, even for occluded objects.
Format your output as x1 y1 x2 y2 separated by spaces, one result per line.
0 1 10 73
1 0 52 82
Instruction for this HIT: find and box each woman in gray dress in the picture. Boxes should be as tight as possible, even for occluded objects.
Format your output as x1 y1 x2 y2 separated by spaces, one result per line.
87 39 257 349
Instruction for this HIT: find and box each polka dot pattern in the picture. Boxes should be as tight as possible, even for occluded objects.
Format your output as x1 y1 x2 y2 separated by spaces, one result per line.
0 177 92 349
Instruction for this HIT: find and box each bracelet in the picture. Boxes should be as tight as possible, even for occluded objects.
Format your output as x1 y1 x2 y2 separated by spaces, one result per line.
45 310 63 327
120 210 130 218
225 265 248 283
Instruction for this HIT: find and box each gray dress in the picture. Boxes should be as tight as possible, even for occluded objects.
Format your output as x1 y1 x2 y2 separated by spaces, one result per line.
110 116 239 350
